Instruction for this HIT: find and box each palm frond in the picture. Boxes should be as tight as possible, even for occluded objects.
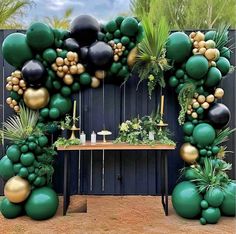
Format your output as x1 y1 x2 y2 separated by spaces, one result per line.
213 24 231 50
213 127 236 146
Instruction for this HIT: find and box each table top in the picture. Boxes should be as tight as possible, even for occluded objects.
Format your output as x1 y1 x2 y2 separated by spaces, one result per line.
56 141 176 151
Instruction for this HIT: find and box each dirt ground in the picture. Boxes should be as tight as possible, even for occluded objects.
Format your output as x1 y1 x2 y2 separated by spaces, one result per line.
0 195 235 234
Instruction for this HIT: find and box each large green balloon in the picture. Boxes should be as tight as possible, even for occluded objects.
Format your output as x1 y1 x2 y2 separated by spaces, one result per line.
26 22 54 50
0 197 23 219
120 17 139 36
20 152 35 166
185 55 209 79
2 33 33 68
172 181 203 218
204 187 224 207
25 187 59 220
0 156 15 180
49 93 72 116
166 32 192 63
220 182 236 216
202 207 221 224
6 145 21 163
205 67 222 87
192 123 216 147
216 57 230 76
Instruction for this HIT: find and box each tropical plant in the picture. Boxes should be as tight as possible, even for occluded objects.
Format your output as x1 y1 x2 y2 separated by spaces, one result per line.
213 127 236 146
0 0 32 29
45 8 73 30
0 104 39 143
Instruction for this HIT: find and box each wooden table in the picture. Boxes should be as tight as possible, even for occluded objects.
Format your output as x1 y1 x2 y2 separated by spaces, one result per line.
57 141 175 216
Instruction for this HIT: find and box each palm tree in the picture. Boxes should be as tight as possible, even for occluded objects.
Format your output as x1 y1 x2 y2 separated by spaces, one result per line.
45 8 73 30
0 0 32 29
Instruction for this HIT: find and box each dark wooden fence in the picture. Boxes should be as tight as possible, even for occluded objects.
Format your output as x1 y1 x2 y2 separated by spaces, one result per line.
0 30 235 195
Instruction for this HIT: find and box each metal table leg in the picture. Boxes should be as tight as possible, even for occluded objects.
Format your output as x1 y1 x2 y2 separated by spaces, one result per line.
161 151 168 216
63 151 70 216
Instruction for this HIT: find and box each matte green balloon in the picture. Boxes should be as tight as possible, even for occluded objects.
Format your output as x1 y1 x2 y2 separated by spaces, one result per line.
2 33 33 68
43 48 57 64
13 163 23 174
184 168 197 180
110 62 122 74
61 86 72 97
0 197 23 219
192 123 216 147
25 187 59 220
185 55 209 79
121 36 130 45
216 57 230 76
20 152 35 166
172 181 203 218
38 135 48 147
10 91 21 102
80 73 91 85
6 145 21 163
114 29 121 38
204 31 216 40
201 200 209 209
183 122 194 136
120 17 139 36
71 82 80 92
136 23 144 43
49 107 60 119
26 22 54 50
205 67 222 87
118 66 129 77
202 207 221 224
204 187 224 207
166 32 192 63
0 155 15 180
105 20 117 33
40 108 49 118
220 47 230 60
49 93 72 116
168 76 179 87
220 182 236 216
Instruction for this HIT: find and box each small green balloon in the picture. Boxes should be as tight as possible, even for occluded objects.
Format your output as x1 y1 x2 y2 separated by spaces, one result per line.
38 135 48 147
18 167 29 178
204 31 216 40
61 86 72 97
175 69 185 78
80 73 92 85
118 66 129 77
212 146 220 154
183 122 194 136
121 36 130 45
10 91 21 102
168 76 179 87
199 217 207 225
175 83 184 94
202 207 221 224
28 173 37 182
25 187 59 220
71 82 80 92
220 47 230 60
6 145 21 163
2 33 33 68
40 108 49 118
106 32 113 40
120 17 139 36
110 62 122 74
205 67 222 87
105 20 117 33
199 149 207 156
115 16 125 26
216 57 230 76
28 142 37 151
201 200 209 209
114 29 121 38
49 107 60 119
27 166 35 173
136 23 144 43
20 152 35 166
196 107 204 115
53 80 62 90
1 198 23 219
26 22 54 50
43 48 57 64
13 163 22 174
0 155 14 180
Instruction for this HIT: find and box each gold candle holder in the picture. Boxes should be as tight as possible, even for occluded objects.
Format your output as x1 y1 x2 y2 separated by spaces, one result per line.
69 100 80 139
157 95 168 131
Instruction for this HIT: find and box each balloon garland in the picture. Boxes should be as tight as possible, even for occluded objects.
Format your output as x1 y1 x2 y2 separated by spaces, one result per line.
0 14 235 224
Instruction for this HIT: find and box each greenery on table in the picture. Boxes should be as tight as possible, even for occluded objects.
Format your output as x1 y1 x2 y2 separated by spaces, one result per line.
114 110 175 145
53 137 81 148
59 114 80 130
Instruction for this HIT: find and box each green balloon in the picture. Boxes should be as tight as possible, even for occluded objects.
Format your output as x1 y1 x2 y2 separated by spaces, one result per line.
27 166 35 173
20 152 35 166
205 67 222 87
212 146 220 154
110 62 122 74
136 23 144 43
121 36 130 45
172 181 203 218
168 76 179 87
220 182 236 216
2 33 33 68
43 48 57 64
115 16 125 26
202 207 221 224
118 66 129 77
184 168 197 180
13 163 23 174
20 145 28 153
192 123 216 147
26 22 54 50
49 107 60 119
200 217 207 225
120 17 139 36
106 32 113 40
10 91 21 102
38 135 48 147
25 187 59 220
166 32 192 63
199 149 207 156
114 29 121 38
201 200 209 209
186 55 209 79
28 142 37 151
175 69 185 78
204 31 216 40
49 93 72 116
220 47 230 60
0 155 14 180
28 173 37 182
80 73 91 85
71 82 80 92
40 108 49 118
61 86 72 97
216 57 230 76
6 145 21 163
0 198 23 219
175 83 184 94
204 187 224 207
105 20 117 33
18 167 29 178
183 122 194 136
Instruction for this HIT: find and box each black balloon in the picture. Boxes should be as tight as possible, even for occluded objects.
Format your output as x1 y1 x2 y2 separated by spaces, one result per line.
88 41 113 69
79 46 89 63
63 38 80 52
22 60 46 87
207 103 231 129
70 15 100 46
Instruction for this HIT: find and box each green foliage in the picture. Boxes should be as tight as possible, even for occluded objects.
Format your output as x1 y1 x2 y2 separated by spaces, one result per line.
0 105 39 143
130 0 236 29
213 127 236 146
59 114 80 130
178 82 196 125
53 137 81 148
213 24 231 50
0 0 32 29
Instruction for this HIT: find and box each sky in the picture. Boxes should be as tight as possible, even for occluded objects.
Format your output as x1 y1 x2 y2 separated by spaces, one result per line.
22 0 131 25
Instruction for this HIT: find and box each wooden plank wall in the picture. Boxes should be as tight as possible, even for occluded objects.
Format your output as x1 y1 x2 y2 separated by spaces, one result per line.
0 30 235 195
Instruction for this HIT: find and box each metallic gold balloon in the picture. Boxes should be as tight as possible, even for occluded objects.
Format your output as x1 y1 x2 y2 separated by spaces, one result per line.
95 70 106 80
77 64 85 74
63 74 74 85
23 87 49 110
206 94 215 103
214 88 224 99
180 143 199 164
191 112 198 118
127 47 137 67
201 102 210 109
197 95 206 104
4 176 31 203
91 77 100 88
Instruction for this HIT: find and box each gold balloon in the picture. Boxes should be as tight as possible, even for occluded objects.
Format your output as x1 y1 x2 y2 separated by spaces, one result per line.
91 77 100 88
127 47 137 67
206 94 215 103
201 102 210 109
191 112 198 119
95 70 106 80
197 95 206 104
63 74 74 85
23 87 49 110
214 88 224 99
192 102 200 109
180 143 199 164
4 176 31 203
